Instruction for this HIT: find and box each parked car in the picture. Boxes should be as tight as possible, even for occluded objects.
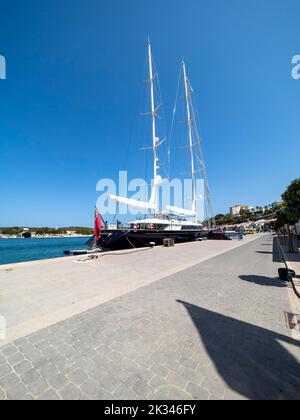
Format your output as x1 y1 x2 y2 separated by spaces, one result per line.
224 231 244 240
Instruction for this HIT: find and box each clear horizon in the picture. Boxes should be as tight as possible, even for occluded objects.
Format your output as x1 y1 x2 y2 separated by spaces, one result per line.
1 0 300 227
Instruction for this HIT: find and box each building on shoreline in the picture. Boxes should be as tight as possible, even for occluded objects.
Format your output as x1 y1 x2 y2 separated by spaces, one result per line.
230 205 252 216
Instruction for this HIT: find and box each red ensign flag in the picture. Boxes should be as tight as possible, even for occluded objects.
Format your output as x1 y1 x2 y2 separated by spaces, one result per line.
94 208 102 241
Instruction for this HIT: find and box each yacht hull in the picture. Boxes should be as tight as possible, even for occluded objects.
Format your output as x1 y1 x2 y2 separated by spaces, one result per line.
95 229 206 251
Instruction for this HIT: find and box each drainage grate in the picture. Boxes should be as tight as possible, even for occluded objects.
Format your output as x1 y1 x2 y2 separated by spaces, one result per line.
284 312 300 332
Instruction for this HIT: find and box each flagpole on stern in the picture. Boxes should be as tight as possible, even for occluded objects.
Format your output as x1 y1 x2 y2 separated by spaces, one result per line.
94 207 103 242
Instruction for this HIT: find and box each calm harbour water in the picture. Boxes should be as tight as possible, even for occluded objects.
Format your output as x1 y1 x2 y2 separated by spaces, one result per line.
0 237 91 265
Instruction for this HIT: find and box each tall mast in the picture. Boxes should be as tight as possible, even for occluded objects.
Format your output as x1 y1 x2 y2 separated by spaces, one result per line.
182 61 197 220
109 40 165 217
148 39 159 215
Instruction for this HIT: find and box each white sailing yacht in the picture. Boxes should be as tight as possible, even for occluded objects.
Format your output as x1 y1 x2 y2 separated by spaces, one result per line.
96 40 213 250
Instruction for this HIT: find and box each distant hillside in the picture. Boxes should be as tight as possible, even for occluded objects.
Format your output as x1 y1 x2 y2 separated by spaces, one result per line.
0 227 94 235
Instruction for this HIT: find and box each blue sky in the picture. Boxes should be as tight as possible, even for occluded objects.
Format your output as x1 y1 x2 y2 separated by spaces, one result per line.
0 0 299 227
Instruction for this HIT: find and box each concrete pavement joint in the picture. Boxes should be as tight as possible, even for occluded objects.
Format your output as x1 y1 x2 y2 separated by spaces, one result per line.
0 235 299 400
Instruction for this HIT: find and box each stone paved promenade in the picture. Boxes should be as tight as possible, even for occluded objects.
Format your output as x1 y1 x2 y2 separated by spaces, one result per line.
0 235 299 400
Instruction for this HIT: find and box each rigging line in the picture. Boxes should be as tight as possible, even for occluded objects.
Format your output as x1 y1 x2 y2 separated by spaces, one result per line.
140 49 150 191
78 246 153 263
168 65 183 180
152 56 169 180
123 127 133 170
189 87 215 222
125 52 148 171
193 139 214 226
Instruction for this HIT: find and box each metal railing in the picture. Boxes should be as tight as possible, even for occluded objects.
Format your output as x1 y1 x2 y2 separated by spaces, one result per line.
277 235 300 299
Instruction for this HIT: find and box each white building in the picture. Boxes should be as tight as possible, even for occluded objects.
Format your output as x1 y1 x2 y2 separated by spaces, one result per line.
230 205 251 216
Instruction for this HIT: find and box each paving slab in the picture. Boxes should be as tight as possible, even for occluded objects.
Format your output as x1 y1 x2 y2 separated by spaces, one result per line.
0 235 260 344
0 234 299 400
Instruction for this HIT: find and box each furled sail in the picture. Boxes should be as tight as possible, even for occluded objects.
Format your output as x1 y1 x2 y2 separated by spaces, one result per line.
165 205 197 218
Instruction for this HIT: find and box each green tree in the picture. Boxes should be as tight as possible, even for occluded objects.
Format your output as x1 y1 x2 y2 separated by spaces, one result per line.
276 206 289 228
239 209 252 219
282 178 300 223
214 214 225 224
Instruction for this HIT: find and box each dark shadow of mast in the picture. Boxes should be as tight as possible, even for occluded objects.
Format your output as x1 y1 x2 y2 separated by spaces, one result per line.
177 300 300 400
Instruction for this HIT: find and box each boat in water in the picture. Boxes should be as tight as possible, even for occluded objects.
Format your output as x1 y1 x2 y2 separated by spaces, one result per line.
92 218 205 251
90 40 215 251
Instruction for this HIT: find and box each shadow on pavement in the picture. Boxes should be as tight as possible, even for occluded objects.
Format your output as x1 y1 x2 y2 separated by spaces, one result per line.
273 238 286 263
239 275 285 288
177 301 300 400
252 238 283 263
282 253 300 263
